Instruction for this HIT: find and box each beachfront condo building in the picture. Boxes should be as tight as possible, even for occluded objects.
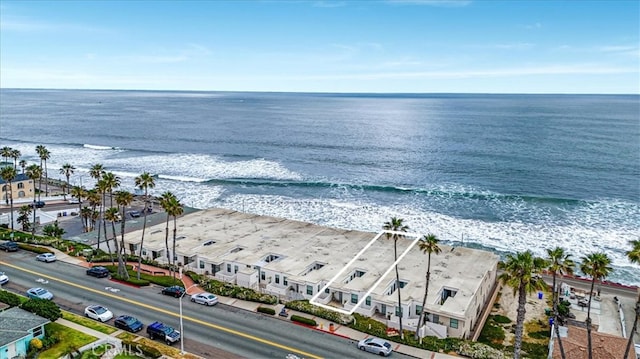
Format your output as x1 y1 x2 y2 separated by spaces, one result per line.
120 208 499 339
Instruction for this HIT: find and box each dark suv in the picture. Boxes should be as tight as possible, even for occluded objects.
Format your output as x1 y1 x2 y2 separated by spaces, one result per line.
161 285 185 298
0 241 19 252
86 266 110 278
29 201 46 208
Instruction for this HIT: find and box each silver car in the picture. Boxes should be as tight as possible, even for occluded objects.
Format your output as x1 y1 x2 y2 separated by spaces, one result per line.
190 292 219 306
357 337 393 356
36 253 57 262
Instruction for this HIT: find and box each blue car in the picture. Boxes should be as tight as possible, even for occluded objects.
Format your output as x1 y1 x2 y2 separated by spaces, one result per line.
114 315 144 333
27 287 53 300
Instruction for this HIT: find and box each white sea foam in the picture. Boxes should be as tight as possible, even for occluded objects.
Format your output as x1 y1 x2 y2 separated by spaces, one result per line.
83 144 120 150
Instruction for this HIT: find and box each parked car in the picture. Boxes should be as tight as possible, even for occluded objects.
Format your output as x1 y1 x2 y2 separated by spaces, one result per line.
0 272 8 285
114 315 144 333
128 210 141 218
357 337 393 356
84 305 114 322
190 292 218 306
26 287 53 300
161 285 185 298
86 266 110 278
29 201 46 208
67 197 81 204
36 253 57 262
147 321 180 345
0 241 19 252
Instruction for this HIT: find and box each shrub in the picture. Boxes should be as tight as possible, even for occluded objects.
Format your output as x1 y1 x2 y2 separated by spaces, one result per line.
110 273 150 286
457 342 507 359
257 306 276 315
21 298 62 322
185 270 202 283
285 300 352 324
29 337 43 350
203 279 277 304
492 315 512 324
528 330 550 339
18 243 53 254
0 289 22 307
290 315 317 327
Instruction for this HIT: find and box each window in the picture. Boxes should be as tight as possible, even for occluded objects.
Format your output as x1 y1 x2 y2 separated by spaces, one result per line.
234 265 238 273
306 285 313 295
33 326 43 337
226 264 231 272
416 305 422 315
432 314 440 324
17 182 24 189
261 271 266 280
283 276 288 286
199 260 205 269
325 288 330 294
275 274 280 284
351 293 358 304
450 318 458 329
365 296 371 306
395 306 403 317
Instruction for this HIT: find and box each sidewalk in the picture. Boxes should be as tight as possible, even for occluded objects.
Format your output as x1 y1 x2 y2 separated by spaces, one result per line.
55 250 455 358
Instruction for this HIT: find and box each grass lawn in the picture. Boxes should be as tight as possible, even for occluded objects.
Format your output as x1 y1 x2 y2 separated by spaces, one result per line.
39 322 97 358
63 311 118 334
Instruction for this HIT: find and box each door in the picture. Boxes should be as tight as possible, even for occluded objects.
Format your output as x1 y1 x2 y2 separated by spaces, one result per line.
380 304 386 315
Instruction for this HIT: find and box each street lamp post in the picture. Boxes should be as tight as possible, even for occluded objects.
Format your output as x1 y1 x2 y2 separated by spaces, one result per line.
179 284 198 355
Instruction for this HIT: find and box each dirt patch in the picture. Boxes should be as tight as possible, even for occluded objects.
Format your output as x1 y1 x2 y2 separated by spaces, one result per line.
491 286 550 344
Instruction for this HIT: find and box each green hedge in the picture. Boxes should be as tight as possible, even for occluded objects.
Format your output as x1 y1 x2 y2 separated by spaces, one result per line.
0 290 22 307
203 279 277 305
285 300 352 324
257 307 276 315
18 243 53 254
21 298 62 322
110 273 150 286
291 315 317 326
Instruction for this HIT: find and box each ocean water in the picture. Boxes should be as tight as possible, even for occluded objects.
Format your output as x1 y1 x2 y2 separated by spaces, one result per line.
1 89 638 285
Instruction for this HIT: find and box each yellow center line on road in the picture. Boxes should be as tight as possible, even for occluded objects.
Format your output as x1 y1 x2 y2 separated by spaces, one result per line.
1 261 322 359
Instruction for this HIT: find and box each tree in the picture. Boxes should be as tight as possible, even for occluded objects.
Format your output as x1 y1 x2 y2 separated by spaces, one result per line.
42 221 65 239
105 207 126 277
70 186 87 231
19 159 27 174
17 205 32 231
580 252 612 359
85 189 100 232
89 163 105 182
415 233 441 338
382 216 409 339
135 172 155 280
546 247 575 359
115 190 133 262
1 166 17 233
168 197 184 280
35 145 50 196
59 163 76 196
10 149 21 169
623 240 640 359
21 298 62 322
0 147 12 165
160 192 177 277
101 172 121 208
498 251 548 359
25 164 42 241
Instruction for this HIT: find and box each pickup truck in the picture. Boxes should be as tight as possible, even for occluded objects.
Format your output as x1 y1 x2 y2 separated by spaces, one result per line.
146 321 180 345
0 241 19 252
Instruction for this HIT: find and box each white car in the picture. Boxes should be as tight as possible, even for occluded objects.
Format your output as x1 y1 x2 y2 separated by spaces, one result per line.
84 305 114 322
190 292 219 306
36 253 57 262
0 272 8 285
357 337 393 356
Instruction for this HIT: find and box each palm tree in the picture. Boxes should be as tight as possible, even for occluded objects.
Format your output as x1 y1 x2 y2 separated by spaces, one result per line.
166 195 184 280
86 189 100 232
415 233 441 338
623 240 640 359
59 163 76 196
80 207 93 233
134 172 155 279
580 252 612 359
35 145 50 196
101 172 120 208
10 149 21 169
115 190 133 259
0 147 12 164
19 160 27 174
105 207 126 277
160 191 177 276
95 179 111 253
25 164 42 241
17 205 32 231
382 216 409 339
1 166 17 233
498 251 548 359
546 247 575 359
70 186 87 231
89 163 105 182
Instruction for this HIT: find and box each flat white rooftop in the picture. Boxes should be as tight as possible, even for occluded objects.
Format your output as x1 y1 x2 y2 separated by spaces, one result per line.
122 208 499 317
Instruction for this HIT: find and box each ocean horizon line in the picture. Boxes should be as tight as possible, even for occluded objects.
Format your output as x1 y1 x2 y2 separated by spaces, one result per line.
1 87 638 97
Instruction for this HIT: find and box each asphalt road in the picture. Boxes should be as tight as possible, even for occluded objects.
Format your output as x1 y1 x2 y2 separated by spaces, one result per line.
0 250 414 359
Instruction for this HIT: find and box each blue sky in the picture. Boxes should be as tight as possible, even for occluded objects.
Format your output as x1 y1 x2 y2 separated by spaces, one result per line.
1 0 638 93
